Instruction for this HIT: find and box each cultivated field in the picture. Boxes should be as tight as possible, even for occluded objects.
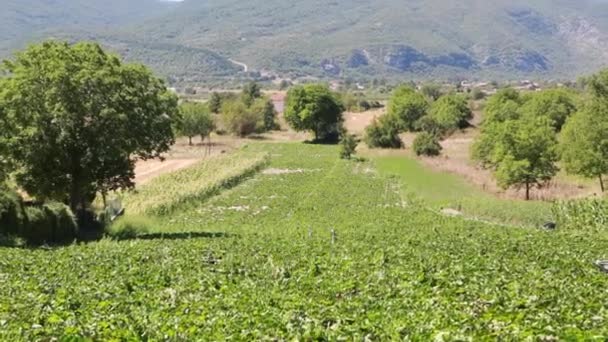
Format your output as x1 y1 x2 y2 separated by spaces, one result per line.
2 143 608 340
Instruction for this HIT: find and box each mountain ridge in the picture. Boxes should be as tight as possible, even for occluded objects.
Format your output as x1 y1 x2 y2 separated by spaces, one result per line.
1 0 608 83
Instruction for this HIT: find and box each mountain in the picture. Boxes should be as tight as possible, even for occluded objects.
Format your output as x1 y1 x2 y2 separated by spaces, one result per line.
2 0 608 84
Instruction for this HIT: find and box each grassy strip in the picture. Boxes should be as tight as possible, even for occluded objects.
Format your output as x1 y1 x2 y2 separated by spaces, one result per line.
374 155 553 226
122 150 270 216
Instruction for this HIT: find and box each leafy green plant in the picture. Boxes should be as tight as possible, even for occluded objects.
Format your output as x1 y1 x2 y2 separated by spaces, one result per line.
106 216 153 240
339 133 358 159
413 132 442 156
552 198 608 231
364 115 403 149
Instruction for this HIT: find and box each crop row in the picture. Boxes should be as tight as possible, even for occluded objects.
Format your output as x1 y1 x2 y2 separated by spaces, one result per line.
121 150 269 216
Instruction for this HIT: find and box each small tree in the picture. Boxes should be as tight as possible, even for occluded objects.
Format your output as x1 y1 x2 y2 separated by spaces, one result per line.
364 115 403 149
339 133 358 159
428 94 472 132
242 81 262 107
421 83 443 102
178 102 215 146
489 117 559 200
209 92 222 114
413 132 442 157
251 97 278 131
387 85 429 132
560 101 608 192
284 84 344 142
0 41 178 214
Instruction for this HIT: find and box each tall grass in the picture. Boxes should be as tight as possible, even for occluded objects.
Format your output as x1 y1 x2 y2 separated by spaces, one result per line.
122 151 269 216
553 198 608 231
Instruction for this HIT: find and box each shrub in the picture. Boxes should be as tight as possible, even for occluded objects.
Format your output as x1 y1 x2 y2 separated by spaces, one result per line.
414 116 443 135
221 100 263 137
106 216 153 240
413 132 442 156
21 202 77 244
364 115 403 149
339 133 358 159
0 191 27 236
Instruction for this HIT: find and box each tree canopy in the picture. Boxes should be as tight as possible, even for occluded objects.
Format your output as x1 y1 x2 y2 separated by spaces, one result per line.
483 116 559 200
242 81 262 107
428 94 472 132
178 102 215 145
560 101 608 192
387 86 429 132
482 88 523 124
519 89 577 131
284 84 344 141
0 41 178 213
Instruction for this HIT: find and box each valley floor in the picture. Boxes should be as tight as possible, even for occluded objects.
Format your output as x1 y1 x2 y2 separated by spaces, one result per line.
1 143 608 340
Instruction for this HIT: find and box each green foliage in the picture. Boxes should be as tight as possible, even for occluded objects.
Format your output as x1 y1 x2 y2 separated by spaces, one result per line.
0 41 178 213
339 133 358 159
553 198 608 231
428 94 472 132
208 92 222 114
470 88 486 100
178 102 215 145
488 117 559 200
364 115 403 149
106 216 152 240
413 132 442 156
2 143 608 339
482 88 523 125
251 97 279 131
242 81 262 107
0 190 27 236
420 83 443 102
20 202 77 245
519 89 577 131
560 101 608 191
122 151 269 216
221 100 263 137
387 86 429 132
284 84 344 141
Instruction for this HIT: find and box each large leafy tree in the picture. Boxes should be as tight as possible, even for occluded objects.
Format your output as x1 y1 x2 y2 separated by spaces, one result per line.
0 41 178 213
560 101 608 192
519 89 577 131
387 86 428 132
487 117 559 200
482 88 523 125
178 102 215 146
284 84 344 141
472 88 524 166
428 94 472 132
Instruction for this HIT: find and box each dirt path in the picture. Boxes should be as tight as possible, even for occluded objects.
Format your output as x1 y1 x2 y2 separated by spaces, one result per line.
229 59 248 72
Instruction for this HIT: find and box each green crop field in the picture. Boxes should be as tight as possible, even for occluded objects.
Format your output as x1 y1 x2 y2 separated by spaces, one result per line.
1 143 608 340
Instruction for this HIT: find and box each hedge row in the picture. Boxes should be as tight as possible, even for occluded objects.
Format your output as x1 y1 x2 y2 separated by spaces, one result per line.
0 191 77 244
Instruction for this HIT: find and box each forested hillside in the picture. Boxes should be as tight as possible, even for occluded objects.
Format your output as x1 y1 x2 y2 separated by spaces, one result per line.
2 0 608 83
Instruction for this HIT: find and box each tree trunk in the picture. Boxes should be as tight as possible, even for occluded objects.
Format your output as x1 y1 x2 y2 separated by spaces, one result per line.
600 174 605 193
525 182 530 201
189 136 192 146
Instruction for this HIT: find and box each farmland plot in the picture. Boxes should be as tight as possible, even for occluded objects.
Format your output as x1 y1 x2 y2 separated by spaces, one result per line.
1 143 608 340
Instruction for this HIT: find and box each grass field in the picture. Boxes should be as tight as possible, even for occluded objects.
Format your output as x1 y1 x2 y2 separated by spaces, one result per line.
374 155 553 227
1 143 608 340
